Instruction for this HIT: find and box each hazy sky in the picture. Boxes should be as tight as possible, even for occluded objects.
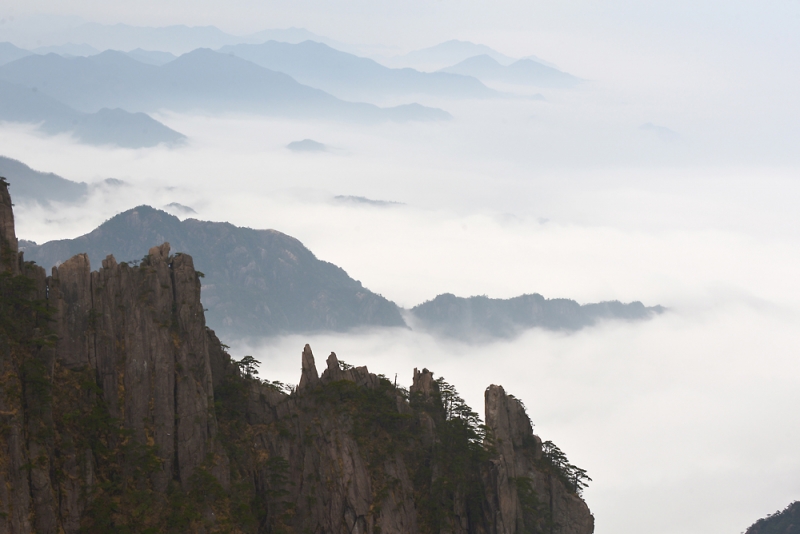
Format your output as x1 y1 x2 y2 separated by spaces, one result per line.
1 1 800 533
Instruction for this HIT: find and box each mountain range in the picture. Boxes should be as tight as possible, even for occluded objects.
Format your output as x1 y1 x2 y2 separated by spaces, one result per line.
383 39 518 71
32 43 100 56
218 40 496 101
440 55 582 88
411 293 664 340
0 80 186 147
0 156 88 204
0 42 32 66
0 49 450 122
5 158 662 340
124 48 176 66
3 22 350 55
19 208 664 340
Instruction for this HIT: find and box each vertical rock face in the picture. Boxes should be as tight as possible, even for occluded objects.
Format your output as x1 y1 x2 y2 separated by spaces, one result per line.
0 179 42 533
0 181 593 533
0 178 19 274
298 343 319 390
0 181 226 532
484 385 594 534
48 242 222 496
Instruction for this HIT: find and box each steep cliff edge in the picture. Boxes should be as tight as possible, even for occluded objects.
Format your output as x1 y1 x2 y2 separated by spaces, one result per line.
0 179 592 533
1 178 227 532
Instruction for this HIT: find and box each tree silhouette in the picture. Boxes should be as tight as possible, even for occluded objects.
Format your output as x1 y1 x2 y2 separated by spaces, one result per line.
235 355 260 379
541 440 592 495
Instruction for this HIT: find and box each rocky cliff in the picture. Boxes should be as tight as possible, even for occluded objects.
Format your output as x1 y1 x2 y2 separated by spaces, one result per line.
0 178 593 533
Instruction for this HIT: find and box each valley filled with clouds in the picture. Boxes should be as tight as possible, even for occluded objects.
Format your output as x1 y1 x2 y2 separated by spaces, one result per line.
1 2 799 532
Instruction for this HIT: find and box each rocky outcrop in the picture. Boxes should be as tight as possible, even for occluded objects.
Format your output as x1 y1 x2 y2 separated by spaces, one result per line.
0 180 226 532
49 241 222 492
221 346 594 534
484 385 594 534
0 177 19 275
0 180 593 533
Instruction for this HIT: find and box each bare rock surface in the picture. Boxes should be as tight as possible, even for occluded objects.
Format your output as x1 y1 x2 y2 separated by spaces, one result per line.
0 181 593 533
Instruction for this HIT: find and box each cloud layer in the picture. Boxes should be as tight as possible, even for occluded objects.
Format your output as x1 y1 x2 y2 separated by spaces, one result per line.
1 24 799 530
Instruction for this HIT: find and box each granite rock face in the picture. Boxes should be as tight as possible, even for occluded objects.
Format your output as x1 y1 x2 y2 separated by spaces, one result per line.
0 180 593 533
484 385 594 534
0 180 225 532
0 178 19 275
213 345 594 533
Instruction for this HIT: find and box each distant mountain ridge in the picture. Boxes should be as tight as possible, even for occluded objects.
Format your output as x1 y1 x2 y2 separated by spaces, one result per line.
0 81 185 147
218 40 497 101
125 48 176 66
19 205 664 341
745 502 800 534
32 43 100 57
440 55 581 88
20 205 406 338
410 292 663 340
0 156 88 204
0 49 451 122
4 22 351 55
384 39 518 71
5 160 664 341
0 42 33 66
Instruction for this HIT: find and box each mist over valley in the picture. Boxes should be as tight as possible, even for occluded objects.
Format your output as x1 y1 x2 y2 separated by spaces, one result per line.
0 5 799 534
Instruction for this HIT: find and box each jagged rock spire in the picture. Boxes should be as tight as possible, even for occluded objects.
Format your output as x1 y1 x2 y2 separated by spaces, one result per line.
0 177 20 274
298 344 319 389
411 367 436 398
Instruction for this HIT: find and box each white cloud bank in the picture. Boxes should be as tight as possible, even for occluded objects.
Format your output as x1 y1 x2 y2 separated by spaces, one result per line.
235 301 800 534
0 42 798 533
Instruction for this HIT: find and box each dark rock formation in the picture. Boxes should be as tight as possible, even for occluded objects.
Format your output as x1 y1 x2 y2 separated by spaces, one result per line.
0 178 19 274
746 502 800 534
412 292 664 341
1 179 227 531
484 386 594 534
0 180 593 532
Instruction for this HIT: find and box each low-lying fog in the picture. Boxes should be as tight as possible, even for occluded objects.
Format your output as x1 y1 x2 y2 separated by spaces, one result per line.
2 88 799 534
